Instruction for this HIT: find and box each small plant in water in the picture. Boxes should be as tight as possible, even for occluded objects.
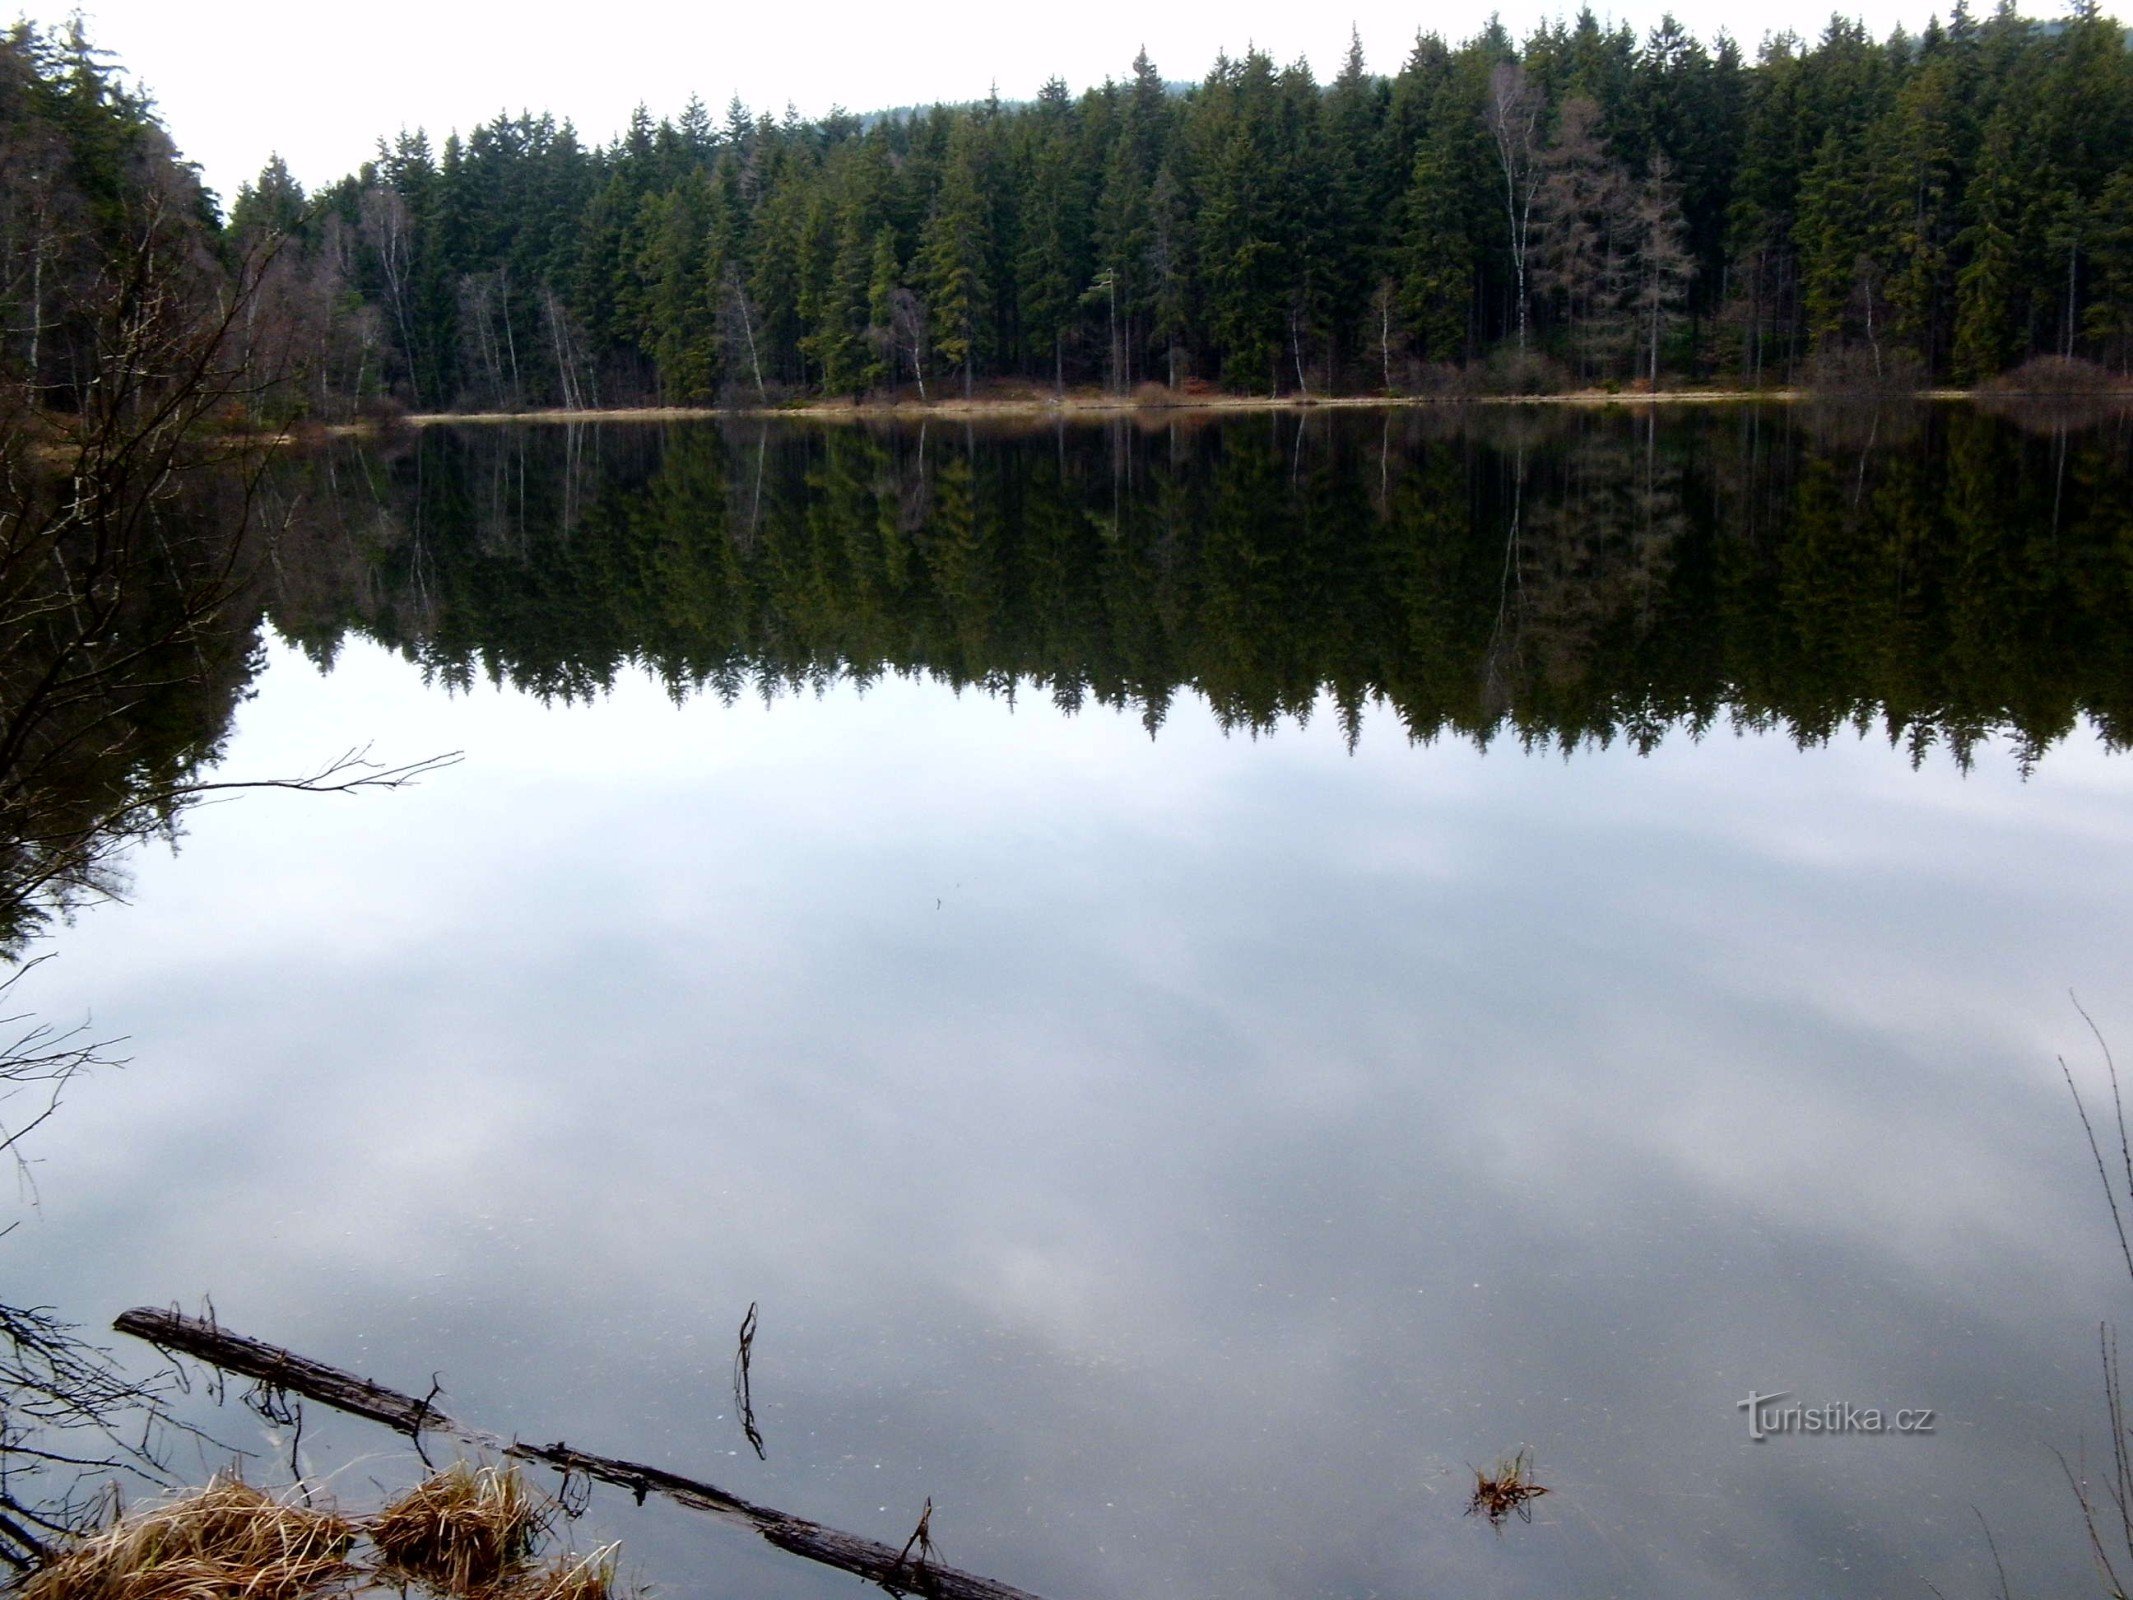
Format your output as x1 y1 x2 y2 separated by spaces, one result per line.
370 1462 549 1594
894 1496 938 1574
15 1462 626 1600
1465 1448 1550 1530
17 1473 359 1600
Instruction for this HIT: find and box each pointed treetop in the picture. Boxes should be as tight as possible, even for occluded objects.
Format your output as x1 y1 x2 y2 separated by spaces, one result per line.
680 94 713 152
1340 24 1368 84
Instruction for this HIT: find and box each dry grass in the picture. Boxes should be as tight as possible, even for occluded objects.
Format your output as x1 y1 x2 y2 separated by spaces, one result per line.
16 1476 358 1600
368 1464 548 1595
14 1466 629 1600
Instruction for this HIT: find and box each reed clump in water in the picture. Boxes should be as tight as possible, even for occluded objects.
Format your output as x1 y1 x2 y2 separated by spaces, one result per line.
368 1464 548 1595
15 1476 359 1600
12 1465 623 1600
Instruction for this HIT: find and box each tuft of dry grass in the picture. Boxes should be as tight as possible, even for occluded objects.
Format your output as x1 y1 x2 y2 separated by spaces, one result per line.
16 1475 358 1600
16 1464 631 1600
1465 1447 1550 1530
368 1464 549 1595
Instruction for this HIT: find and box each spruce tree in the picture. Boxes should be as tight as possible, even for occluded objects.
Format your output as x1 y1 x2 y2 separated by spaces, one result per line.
921 120 994 395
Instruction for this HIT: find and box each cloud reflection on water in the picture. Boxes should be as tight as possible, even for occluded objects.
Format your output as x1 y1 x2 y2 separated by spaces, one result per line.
17 635 2133 1600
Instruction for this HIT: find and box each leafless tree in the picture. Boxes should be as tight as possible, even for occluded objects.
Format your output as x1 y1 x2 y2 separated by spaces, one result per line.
1846 254 1889 383
1536 97 1632 376
456 269 523 410
540 287 593 411
890 288 929 402
0 127 69 394
229 212 383 423
718 265 767 405
1631 152 1695 386
358 185 421 406
1487 62 1548 354
1369 278 1402 392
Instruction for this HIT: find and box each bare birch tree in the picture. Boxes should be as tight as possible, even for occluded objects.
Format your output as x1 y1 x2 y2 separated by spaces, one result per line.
1488 62 1547 354
358 185 421 406
718 264 768 404
890 287 928 401
1369 278 1401 391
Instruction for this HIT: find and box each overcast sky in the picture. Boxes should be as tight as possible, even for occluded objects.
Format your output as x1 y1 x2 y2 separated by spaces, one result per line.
44 0 2057 205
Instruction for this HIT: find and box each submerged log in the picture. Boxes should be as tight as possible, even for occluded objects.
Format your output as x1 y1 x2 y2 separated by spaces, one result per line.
114 1306 1049 1600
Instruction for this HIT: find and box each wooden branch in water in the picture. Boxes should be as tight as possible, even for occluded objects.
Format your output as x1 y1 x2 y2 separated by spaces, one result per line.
113 1307 1050 1600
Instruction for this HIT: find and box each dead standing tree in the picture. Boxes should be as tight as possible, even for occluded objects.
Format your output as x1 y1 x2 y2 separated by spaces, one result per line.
1630 153 1695 387
1488 61 1547 356
717 265 768 405
358 185 421 408
1535 96 1632 379
890 286 929 401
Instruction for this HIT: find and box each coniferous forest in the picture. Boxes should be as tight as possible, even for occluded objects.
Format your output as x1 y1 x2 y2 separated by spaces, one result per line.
229 2 2133 409
8 6 2133 416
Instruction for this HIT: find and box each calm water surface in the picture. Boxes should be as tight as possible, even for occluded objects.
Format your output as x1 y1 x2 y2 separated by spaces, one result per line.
14 404 2133 1600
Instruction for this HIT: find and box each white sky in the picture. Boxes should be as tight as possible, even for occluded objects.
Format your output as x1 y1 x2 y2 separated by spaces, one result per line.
42 0 2062 206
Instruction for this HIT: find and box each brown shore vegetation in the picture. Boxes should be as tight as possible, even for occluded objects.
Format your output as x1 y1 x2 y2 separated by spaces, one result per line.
280 359 2128 440
10 1468 620 1600
296 381 2133 442
369 1464 546 1594
15 1480 357 1600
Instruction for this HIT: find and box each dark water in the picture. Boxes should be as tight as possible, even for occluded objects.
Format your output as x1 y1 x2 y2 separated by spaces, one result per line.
15 403 2133 1600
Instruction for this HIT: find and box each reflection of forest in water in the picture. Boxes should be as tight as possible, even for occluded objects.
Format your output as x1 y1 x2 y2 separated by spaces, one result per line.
8 398 2130 965
270 405 2133 768
3 399 2133 1567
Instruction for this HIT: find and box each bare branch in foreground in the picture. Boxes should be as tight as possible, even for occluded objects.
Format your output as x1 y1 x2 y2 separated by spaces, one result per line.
170 745 465 801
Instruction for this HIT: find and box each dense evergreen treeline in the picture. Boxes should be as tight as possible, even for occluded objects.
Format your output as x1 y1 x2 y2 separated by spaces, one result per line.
228 3 2133 412
265 408 2133 764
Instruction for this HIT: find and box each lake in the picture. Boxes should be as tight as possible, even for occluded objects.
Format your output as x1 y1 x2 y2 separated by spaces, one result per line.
11 401 2133 1600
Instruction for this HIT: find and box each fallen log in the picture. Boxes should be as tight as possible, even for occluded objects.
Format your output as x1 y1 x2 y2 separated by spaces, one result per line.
114 1307 1049 1600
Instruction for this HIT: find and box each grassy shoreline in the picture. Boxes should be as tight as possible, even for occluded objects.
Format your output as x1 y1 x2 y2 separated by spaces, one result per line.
279 380 2133 439
387 388 1861 428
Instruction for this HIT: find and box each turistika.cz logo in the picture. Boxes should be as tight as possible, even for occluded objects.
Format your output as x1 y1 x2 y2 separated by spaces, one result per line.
1737 1390 1937 1441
